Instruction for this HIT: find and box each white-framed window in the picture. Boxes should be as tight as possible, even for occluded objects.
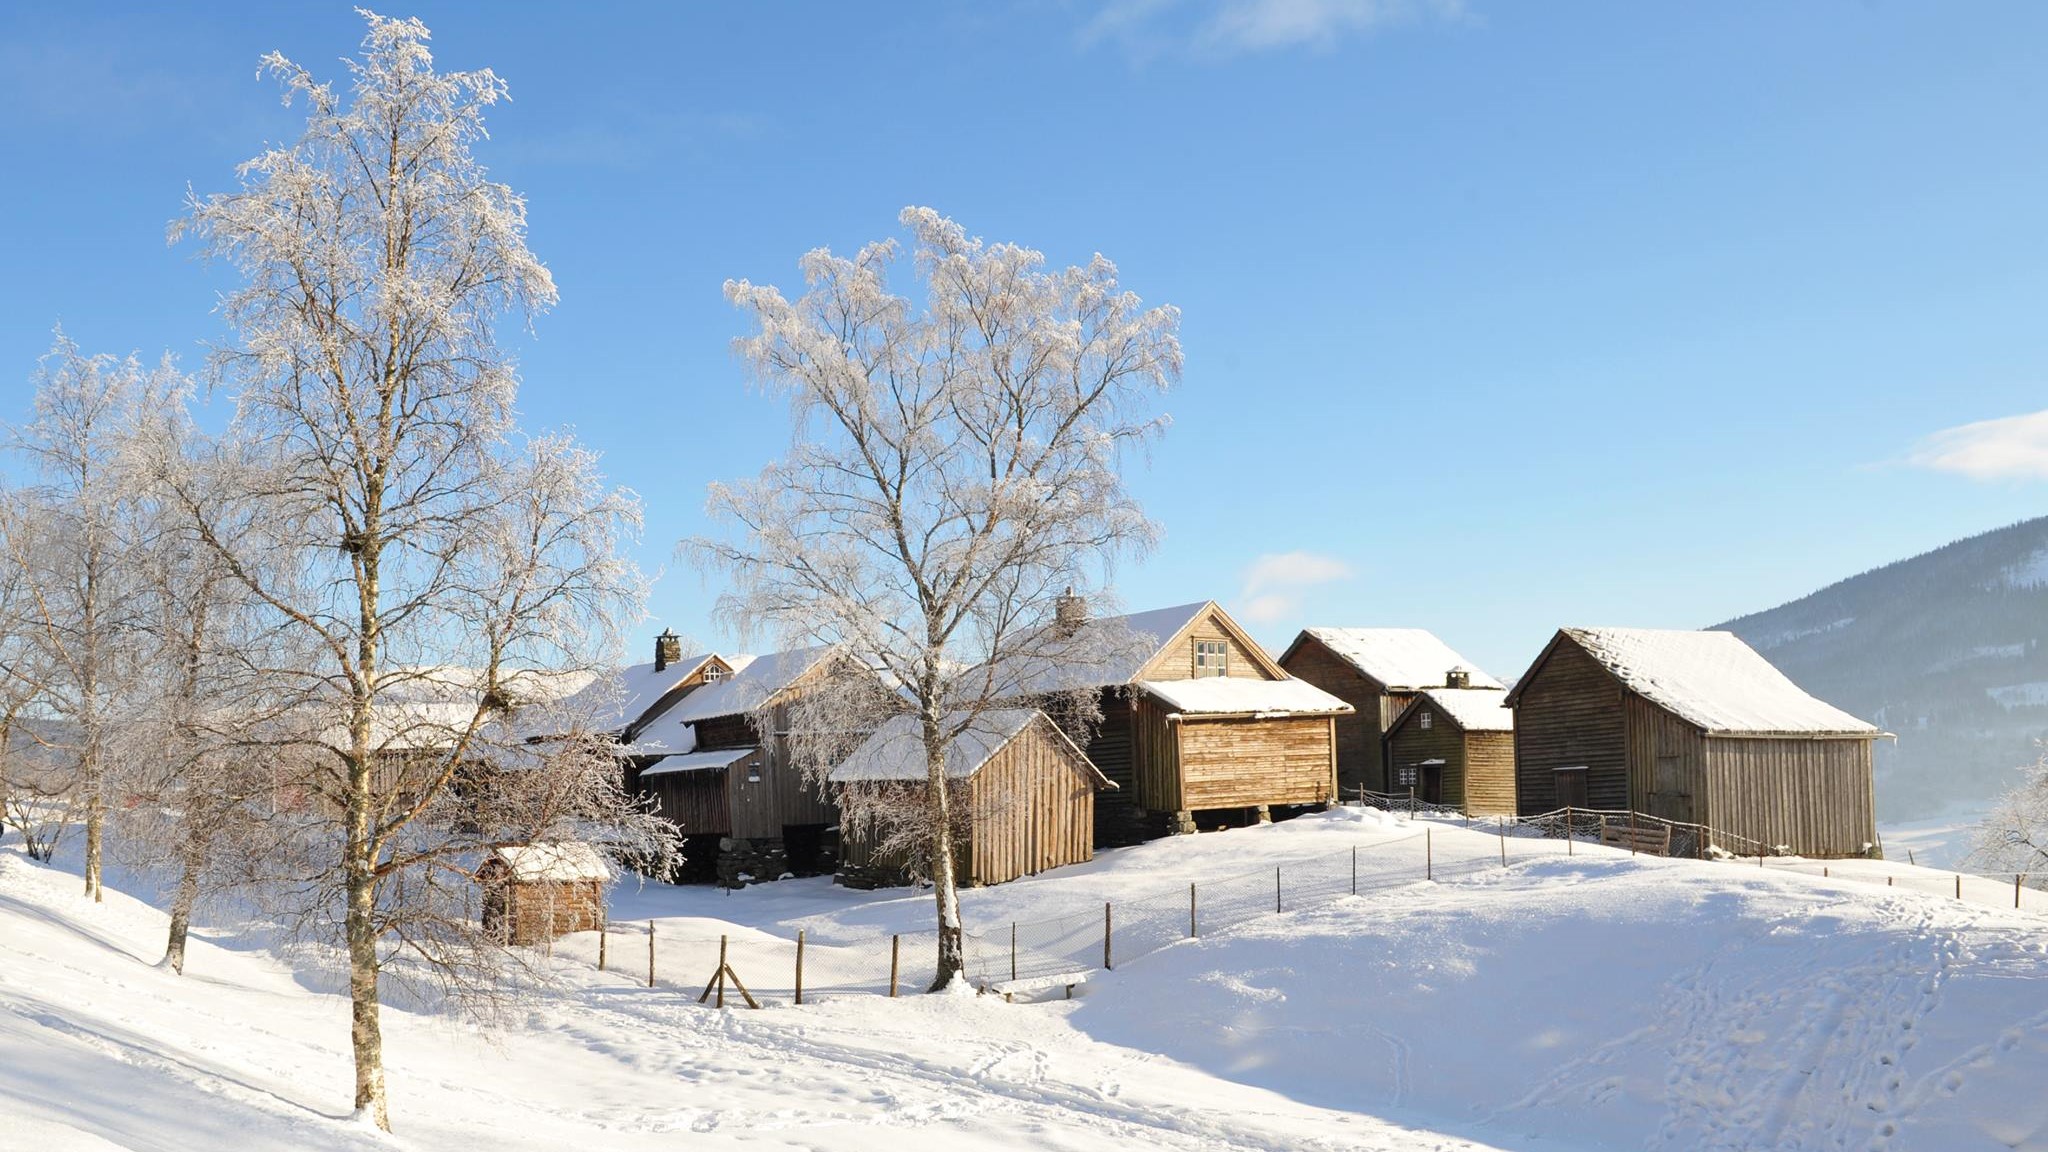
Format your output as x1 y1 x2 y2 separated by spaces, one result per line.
1397 764 1418 787
702 665 728 682
1194 639 1228 677
1419 711 1433 730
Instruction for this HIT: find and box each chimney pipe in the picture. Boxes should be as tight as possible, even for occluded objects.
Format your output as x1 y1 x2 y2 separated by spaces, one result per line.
655 629 681 672
1446 666 1471 690
1055 588 1089 638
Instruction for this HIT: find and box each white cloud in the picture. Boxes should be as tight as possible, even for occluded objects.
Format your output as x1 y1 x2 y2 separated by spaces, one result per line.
1909 410 2048 481
1238 550 1352 623
1083 0 1469 58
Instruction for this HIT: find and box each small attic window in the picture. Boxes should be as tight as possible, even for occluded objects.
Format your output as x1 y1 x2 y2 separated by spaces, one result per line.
1419 711 1433 730
1194 640 1228 677
702 665 727 682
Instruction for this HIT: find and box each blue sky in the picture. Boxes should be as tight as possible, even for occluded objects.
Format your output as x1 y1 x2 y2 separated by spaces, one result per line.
2 1 2045 679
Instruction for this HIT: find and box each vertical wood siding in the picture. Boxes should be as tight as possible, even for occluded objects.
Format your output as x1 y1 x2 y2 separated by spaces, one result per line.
1131 692 1184 812
1140 608 1276 681
1385 705 1465 804
1176 716 1335 809
1622 694 1708 826
966 718 1099 885
1704 737 1877 857
1513 639 1628 814
1280 637 1390 796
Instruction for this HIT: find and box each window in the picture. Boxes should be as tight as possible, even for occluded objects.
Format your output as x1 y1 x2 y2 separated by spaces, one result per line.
1194 639 1228 677
1396 764 1419 788
702 665 727 682
1419 711 1433 730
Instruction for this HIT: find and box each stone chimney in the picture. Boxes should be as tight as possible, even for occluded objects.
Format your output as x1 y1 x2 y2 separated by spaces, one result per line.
655 629 682 672
1054 589 1089 638
1445 666 1472 690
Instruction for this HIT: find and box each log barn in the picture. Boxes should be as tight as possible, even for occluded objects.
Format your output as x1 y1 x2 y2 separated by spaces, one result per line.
626 646 844 886
479 842 609 946
831 708 1111 888
1507 627 1885 857
1277 628 1502 800
1383 687 1516 815
1010 600 1352 844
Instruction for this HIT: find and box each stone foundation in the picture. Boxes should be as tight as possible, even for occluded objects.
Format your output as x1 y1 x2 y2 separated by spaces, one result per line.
716 837 788 889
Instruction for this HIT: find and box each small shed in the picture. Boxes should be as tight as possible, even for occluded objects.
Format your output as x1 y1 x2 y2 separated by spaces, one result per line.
1383 686 1516 815
831 709 1112 888
1277 628 1502 800
479 842 611 945
1507 627 1886 857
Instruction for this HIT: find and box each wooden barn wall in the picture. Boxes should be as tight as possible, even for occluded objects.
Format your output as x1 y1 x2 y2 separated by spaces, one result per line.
1085 689 1147 845
836 782 956 879
1704 738 1877 858
1513 639 1628 814
1131 693 1183 813
693 713 755 751
1622 694 1709 826
1279 638 1388 796
1140 608 1273 681
632 760 732 836
1384 707 1465 806
966 720 1097 886
1176 715 1334 810
725 699 837 842
1462 732 1518 816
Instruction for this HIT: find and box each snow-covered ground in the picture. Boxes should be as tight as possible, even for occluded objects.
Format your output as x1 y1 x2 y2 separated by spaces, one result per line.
1880 800 1996 870
5 811 2047 1150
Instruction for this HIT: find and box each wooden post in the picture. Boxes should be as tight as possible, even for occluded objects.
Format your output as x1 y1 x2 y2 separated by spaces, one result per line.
1275 865 1282 913
716 935 729 1009
1956 874 1963 900
598 914 608 972
1887 875 1893 887
647 920 656 989
1908 848 1916 866
1498 817 1507 867
1823 866 1829 878
1010 922 1018 982
1426 827 1432 880
1630 810 1639 857
795 929 805 1006
1189 882 1197 938
1566 805 1573 856
1408 786 1416 814
889 934 900 998
1351 846 1357 895
1104 902 1114 971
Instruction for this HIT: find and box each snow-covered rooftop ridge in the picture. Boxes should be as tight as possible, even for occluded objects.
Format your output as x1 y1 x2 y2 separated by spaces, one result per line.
1139 677 1353 717
989 600 1215 694
654 645 833 726
1411 687 1513 731
1298 628 1503 691
548 654 716 735
832 708 1097 783
639 747 755 778
489 842 611 884
1559 627 1881 736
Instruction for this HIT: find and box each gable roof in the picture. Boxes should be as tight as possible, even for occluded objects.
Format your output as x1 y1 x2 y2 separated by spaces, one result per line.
830 708 1111 786
549 653 723 738
1281 628 1503 692
645 645 831 726
487 842 612 884
1139 677 1353 718
1392 687 1514 734
998 600 1286 694
1509 627 1882 738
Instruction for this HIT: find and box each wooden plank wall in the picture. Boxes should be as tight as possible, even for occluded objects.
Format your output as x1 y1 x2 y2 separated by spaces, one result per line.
966 718 1098 886
1131 693 1183 812
1140 608 1274 681
1279 637 1389 795
1385 706 1465 804
725 699 837 841
1085 689 1148 845
632 760 733 836
1462 732 1517 816
1622 694 1709 826
1177 715 1334 809
1513 639 1628 814
1705 738 1877 857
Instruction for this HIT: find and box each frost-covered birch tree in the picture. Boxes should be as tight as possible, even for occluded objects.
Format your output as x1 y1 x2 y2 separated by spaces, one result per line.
695 208 1179 989
1972 748 2048 877
171 13 663 1129
0 332 161 901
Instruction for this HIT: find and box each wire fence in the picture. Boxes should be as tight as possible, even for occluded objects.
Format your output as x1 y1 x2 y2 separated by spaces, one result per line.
566 803 2045 1007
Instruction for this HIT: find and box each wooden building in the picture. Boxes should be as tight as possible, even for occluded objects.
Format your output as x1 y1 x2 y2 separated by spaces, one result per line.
548 631 737 745
479 842 609 945
1383 687 1516 815
1277 628 1502 800
626 646 843 886
832 708 1111 888
1507 627 1885 857
1008 600 1353 845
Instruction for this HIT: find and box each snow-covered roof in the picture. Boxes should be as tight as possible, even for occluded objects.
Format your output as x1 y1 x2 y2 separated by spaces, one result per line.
488 842 611 884
1139 677 1353 717
549 655 718 736
831 709 1107 785
1407 687 1514 732
639 746 755 778
626 647 829 755
991 601 1219 694
1291 628 1503 691
1540 627 1882 737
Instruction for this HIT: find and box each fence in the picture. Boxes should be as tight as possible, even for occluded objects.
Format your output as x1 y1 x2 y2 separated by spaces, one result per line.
575 804 2042 1007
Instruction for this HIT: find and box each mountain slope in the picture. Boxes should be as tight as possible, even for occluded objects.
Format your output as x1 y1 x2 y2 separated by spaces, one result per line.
1717 516 2048 820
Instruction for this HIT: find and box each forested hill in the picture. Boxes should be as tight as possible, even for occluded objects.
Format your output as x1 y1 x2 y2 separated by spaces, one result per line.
1717 516 2048 820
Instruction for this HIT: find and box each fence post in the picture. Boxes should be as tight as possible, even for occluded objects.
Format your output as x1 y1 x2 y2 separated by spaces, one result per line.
1426 827 1432 880
1104 902 1113 971
716 935 729 1009
795 929 805 1006
1189 881 1197 938
647 920 656 989
1565 805 1573 856
598 911 608 972
889 934 900 998
1956 874 1963 900
1408 786 1416 815
1630 810 1639 857
1823 866 1829 878
1010 922 1018 982
1499 816 1507 867
1351 846 1358 895
1275 865 1282 913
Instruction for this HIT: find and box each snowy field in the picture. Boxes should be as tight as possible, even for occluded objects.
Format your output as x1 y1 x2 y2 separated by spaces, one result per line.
6 811 2048 1151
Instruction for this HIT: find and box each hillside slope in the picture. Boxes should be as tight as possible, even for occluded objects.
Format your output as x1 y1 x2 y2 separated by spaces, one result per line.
1717 516 2048 820
6 812 2048 1150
